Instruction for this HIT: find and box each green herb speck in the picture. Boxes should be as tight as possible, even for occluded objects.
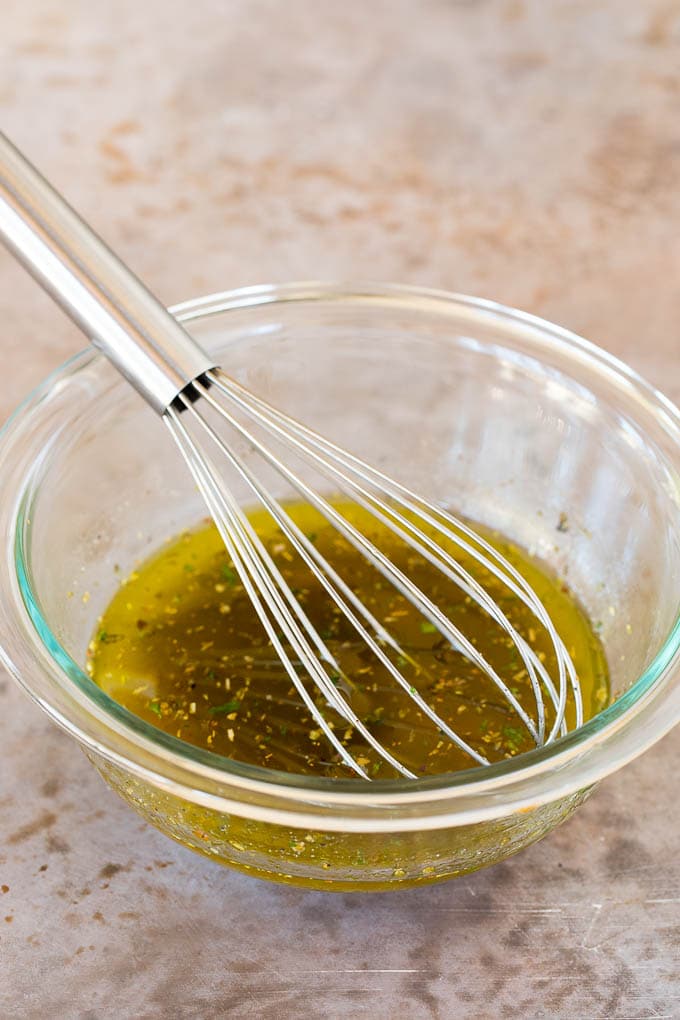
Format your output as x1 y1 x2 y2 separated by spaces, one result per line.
98 630 123 645
502 725 525 750
221 565 237 586
209 699 241 715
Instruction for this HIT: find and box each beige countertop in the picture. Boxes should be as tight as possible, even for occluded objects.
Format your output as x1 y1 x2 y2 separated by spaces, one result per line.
1 2 679 1017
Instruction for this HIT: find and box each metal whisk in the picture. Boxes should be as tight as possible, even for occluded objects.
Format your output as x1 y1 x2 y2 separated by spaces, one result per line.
0 134 581 779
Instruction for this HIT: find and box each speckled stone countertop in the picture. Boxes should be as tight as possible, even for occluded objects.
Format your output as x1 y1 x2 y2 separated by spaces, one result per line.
1 2 679 1017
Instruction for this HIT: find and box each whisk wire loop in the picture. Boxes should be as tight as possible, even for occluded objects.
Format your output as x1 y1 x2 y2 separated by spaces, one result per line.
161 370 582 778
191 382 544 742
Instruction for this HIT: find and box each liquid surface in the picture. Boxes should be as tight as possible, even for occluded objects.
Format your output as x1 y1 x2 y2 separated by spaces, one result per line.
89 503 609 779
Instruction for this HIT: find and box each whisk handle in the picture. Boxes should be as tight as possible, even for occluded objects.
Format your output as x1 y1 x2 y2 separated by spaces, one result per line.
0 132 214 413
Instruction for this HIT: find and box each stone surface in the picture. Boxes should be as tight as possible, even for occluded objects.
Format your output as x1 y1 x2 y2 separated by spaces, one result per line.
1 1 679 1017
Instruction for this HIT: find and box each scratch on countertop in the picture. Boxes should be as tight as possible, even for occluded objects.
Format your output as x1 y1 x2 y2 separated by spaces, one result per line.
297 968 426 974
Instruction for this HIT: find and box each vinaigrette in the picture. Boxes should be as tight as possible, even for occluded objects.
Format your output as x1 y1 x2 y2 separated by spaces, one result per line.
89 502 609 778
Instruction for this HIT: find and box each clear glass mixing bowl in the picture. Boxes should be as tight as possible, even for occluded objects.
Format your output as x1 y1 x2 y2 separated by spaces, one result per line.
1 283 679 891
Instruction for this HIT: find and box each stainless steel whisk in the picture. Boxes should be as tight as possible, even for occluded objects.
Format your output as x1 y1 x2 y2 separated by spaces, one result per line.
0 134 582 779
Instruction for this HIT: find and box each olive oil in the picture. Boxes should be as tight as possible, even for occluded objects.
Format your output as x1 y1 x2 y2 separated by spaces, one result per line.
89 502 609 778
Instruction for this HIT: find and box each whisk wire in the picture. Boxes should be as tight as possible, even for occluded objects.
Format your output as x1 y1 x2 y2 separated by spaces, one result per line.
166 404 458 778
205 370 582 737
169 397 493 770
165 412 371 778
162 371 582 776
195 378 561 735
191 382 543 740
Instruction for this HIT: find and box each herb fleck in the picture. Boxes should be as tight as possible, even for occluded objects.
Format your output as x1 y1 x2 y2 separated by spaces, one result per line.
221 565 237 586
209 699 241 715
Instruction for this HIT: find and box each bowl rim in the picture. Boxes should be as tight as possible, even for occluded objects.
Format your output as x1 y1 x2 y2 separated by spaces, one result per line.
1 280 679 832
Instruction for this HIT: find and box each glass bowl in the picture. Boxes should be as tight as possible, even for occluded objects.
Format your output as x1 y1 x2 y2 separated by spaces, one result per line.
1 282 679 892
